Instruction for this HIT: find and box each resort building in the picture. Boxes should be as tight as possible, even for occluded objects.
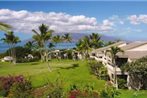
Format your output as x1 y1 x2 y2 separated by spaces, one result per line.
90 41 147 88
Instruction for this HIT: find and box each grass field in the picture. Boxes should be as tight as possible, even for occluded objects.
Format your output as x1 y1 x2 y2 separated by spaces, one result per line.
0 59 147 98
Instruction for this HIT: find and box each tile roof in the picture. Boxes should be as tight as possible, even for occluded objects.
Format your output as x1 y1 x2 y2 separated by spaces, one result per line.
117 41 147 60
93 41 126 52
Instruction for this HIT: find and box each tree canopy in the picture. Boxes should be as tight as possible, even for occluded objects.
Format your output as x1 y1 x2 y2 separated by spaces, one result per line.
0 22 12 32
124 56 147 90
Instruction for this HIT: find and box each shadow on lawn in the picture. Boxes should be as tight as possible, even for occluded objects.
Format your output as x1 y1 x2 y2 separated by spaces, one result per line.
57 63 79 69
31 62 40 65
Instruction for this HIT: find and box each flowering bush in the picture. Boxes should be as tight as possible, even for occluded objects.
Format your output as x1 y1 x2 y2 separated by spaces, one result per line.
0 75 32 97
8 79 32 98
68 84 99 98
0 75 23 96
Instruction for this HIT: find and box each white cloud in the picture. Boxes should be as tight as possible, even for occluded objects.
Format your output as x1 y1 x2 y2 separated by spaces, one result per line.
103 19 114 26
120 21 124 25
0 9 113 33
128 15 147 25
109 15 125 25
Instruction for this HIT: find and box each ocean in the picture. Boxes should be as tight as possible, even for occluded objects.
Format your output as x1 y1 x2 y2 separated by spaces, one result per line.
0 42 76 53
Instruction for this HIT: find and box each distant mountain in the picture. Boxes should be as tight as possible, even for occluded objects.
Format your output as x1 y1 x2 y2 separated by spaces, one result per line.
59 33 118 42
0 33 119 53
22 33 118 43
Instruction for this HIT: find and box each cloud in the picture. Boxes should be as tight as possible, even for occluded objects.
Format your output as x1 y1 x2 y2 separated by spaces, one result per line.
109 15 125 25
0 9 113 33
103 19 114 26
128 15 147 25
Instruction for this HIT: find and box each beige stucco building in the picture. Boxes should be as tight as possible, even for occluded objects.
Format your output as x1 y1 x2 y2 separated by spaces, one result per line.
90 41 147 88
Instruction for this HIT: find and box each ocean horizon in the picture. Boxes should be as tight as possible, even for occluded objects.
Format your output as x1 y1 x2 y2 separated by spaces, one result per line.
0 42 76 53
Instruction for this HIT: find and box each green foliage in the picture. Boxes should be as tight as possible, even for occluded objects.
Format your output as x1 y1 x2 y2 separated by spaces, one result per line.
0 52 7 59
100 83 121 98
0 60 146 98
8 78 33 98
76 33 103 59
4 46 40 63
6 46 31 58
106 46 124 89
1 31 20 44
76 36 91 52
24 41 38 51
104 41 115 46
52 35 62 43
124 56 147 90
1 31 21 63
68 84 99 98
89 60 108 80
0 22 11 32
63 49 73 59
35 73 65 98
89 33 103 49
62 33 72 42
118 78 127 89
0 75 32 97
16 57 40 63
32 24 54 62
106 46 124 61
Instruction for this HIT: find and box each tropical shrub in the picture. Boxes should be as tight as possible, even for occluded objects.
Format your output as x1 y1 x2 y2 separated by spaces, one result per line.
118 78 127 89
16 57 40 63
44 80 64 98
89 60 108 80
8 77 32 98
124 56 147 90
14 46 31 58
100 82 120 98
32 74 64 98
0 75 32 97
0 52 7 59
0 75 21 96
0 46 40 62
65 49 73 59
68 84 99 98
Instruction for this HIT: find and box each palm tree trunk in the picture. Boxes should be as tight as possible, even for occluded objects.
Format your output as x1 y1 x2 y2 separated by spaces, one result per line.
45 45 52 72
12 44 16 64
115 65 118 89
8 44 12 63
8 44 11 56
85 50 89 59
40 51 44 62
113 57 118 89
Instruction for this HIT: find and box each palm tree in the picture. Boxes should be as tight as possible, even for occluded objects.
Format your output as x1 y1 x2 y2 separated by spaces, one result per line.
76 33 104 59
24 41 35 50
104 41 115 46
62 33 72 42
48 43 55 50
0 22 11 32
61 33 72 59
106 46 124 89
76 36 91 59
32 24 54 62
1 31 20 64
52 35 62 43
89 33 103 49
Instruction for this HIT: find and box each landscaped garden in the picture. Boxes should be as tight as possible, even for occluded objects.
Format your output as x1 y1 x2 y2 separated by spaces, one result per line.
0 22 147 98
0 59 147 98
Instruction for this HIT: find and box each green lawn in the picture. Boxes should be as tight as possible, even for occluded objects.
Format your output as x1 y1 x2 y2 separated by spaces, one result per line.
0 59 146 98
0 60 105 90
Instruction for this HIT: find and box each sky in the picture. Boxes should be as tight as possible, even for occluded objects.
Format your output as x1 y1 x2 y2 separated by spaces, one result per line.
0 1 147 41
